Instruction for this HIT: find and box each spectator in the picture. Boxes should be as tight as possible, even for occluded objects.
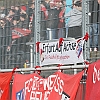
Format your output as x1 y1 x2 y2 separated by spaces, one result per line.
40 0 50 40
20 5 27 15
0 13 6 18
40 1 48 40
89 0 100 51
57 0 66 39
14 6 20 21
0 18 6 68
0 6 8 16
4 9 16 30
43 0 50 9
0 18 12 68
6 9 15 21
98 0 100 4
18 14 28 29
11 16 20 29
11 13 31 68
28 2 35 30
64 0 82 39
65 0 73 38
46 1 60 40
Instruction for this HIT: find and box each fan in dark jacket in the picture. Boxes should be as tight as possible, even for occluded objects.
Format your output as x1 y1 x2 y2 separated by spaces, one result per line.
46 1 60 40
0 18 12 69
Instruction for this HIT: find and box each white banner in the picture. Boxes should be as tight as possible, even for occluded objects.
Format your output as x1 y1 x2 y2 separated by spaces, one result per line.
40 38 84 66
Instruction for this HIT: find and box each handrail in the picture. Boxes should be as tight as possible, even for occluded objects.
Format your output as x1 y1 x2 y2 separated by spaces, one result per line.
0 65 88 72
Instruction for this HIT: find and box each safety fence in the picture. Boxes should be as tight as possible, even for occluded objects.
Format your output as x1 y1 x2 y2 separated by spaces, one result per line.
0 0 99 100
0 0 99 69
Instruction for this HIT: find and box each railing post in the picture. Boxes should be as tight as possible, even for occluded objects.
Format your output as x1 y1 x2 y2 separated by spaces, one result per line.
34 0 41 67
82 0 90 61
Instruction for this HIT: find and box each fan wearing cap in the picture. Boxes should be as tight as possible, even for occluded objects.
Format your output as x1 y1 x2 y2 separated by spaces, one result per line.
34 66 41 75
20 6 27 14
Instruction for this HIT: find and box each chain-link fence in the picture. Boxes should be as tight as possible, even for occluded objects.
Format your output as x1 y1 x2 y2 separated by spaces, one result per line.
0 1 99 100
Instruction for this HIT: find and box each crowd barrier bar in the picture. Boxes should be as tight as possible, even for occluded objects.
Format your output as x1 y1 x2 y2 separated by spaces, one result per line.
0 65 88 72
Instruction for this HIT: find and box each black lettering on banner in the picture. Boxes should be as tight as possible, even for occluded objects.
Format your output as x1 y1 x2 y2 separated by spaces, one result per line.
42 41 77 54
72 43 76 50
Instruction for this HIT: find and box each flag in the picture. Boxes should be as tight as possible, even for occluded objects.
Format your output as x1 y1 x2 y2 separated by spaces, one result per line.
85 60 100 100
12 28 31 39
0 72 13 100
12 70 84 100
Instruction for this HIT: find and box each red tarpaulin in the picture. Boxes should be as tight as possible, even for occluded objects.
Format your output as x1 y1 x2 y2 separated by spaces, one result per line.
12 71 84 100
12 28 31 39
0 72 13 100
75 83 85 100
85 60 100 100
